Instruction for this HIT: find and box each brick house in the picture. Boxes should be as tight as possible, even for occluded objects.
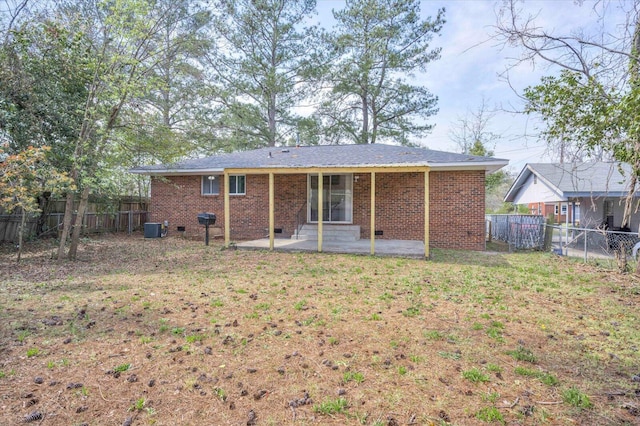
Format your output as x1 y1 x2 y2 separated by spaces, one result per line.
131 144 508 256
504 162 640 231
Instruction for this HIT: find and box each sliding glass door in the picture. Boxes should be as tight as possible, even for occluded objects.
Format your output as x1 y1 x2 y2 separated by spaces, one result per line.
308 174 353 223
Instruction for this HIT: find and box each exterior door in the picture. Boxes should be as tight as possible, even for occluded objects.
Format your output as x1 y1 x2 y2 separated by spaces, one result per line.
308 174 353 223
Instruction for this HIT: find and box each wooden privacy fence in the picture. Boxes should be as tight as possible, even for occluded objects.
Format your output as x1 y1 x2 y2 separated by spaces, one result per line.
485 214 546 250
0 210 148 243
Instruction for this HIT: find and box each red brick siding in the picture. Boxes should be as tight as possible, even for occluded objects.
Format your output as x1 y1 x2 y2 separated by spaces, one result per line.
527 202 573 224
150 174 306 240
274 174 307 237
352 172 425 241
429 171 485 250
150 176 223 239
352 171 485 250
150 170 486 250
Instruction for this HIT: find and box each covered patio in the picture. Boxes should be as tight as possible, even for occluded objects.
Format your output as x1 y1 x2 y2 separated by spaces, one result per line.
132 145 508 255
236 237 425 257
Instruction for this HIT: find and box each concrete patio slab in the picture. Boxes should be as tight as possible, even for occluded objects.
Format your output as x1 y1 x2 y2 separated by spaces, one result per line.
235 238 426 258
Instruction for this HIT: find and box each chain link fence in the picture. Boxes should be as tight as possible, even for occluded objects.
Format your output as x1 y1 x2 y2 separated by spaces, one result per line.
549 225 640 263
486 214 546 250
486 215 640 268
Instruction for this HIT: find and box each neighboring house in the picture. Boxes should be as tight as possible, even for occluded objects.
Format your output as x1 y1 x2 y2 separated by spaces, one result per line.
131 144 508 256
504 162 640 231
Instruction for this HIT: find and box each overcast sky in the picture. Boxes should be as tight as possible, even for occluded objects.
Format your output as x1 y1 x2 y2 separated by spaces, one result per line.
316 0 627 173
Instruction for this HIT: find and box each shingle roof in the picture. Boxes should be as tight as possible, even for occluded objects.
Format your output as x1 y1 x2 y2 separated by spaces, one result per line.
504 162 635 202
131 144 508 175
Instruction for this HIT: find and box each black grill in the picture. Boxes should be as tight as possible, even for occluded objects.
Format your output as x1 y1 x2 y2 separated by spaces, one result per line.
198 213 217 245
197 213 216 226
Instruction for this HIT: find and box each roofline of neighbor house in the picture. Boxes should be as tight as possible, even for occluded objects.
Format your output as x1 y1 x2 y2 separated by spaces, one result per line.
130 160 508 176
504 164 540 202
564 192 640 199
504 163 640 203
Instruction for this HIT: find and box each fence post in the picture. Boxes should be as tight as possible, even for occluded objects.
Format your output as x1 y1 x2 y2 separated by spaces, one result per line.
128 211 133 235
583 227 588 263
543 219 553 251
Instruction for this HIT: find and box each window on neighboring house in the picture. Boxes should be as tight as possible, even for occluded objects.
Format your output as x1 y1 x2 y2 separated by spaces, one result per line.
561 203 568 215
202 175 220 195
228 175 246 195
533 175 538 184
554 204 559 215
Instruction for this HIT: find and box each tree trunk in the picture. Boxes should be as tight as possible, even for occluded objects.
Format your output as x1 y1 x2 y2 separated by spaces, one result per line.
36 193 49 236
371 99 378 144
68 185 90 260
616 244 628 273
630 159 640 276
16 209 26 263
621 167 637 230
629 17 640 275
361 94 369 144
268 91 277 147
56 191 76 261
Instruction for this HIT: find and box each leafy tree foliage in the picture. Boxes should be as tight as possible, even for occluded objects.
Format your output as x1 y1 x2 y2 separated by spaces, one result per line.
522 71 613 163
209 0 321 149
0 18 89 167
496 0 640 271
0 0 186 260
320 0 444 145
55 0 172 260
0 0 449 259
0 145 74 262
130 0 217 160
114 0 219 199
0 0 221 259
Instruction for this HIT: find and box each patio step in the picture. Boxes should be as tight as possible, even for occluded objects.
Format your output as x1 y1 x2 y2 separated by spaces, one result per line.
292 224 360 241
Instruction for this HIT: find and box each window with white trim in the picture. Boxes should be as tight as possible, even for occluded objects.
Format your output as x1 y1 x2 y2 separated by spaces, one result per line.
202 175 220 195
228 175 246 195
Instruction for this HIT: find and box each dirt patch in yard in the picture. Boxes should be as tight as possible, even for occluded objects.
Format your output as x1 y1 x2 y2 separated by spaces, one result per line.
0 234 639 425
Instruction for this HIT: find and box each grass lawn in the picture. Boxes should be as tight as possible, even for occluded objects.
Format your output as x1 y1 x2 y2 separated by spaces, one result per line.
0 234 639 425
